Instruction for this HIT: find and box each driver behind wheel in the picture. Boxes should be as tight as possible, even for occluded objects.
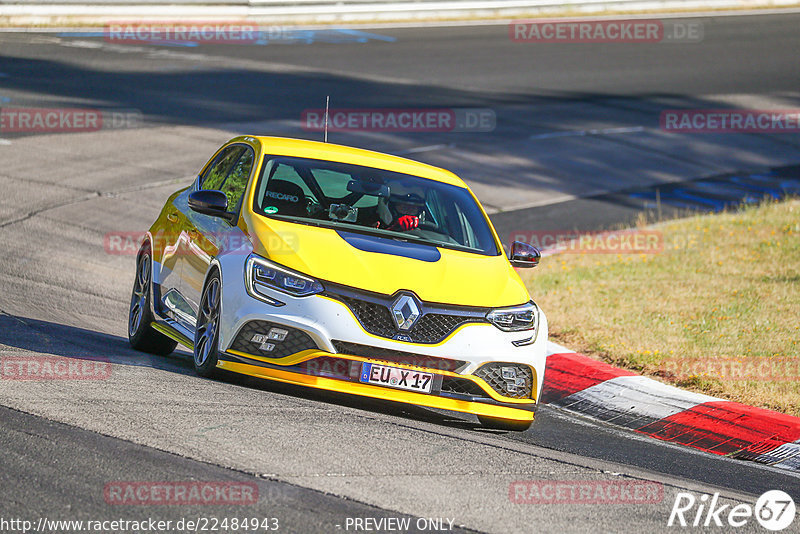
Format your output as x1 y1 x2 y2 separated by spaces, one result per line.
376 183 426 232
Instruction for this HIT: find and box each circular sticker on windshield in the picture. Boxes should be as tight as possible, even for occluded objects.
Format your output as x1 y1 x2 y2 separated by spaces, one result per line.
264 206 279 214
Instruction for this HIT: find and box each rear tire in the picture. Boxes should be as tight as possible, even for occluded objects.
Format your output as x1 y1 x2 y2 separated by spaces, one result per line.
478 415 533 432
193 271 222 378
128 246 178 356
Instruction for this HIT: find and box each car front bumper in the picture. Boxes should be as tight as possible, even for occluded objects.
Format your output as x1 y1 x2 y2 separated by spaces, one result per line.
214 255 548 422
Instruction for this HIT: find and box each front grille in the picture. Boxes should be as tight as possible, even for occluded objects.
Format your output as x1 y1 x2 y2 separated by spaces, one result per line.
333 341 466 372
414 313 474 342
330 291 486 344
230 320 318 358
339 296 396 338
440 376 488 398
474 362 533 399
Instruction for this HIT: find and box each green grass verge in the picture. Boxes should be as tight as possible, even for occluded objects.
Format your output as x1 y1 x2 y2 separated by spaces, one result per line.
522 198 800 416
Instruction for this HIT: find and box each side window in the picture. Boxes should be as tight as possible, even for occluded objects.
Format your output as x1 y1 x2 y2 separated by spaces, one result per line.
200 146 245 191
220 147 254 211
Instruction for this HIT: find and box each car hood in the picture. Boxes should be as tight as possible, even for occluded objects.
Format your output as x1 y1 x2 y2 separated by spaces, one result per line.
247 215 530 308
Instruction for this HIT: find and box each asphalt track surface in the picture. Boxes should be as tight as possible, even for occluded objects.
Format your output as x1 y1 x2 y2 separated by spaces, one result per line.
1 13 799 533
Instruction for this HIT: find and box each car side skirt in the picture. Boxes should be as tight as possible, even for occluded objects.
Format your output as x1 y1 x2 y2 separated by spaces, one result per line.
151 320 194 349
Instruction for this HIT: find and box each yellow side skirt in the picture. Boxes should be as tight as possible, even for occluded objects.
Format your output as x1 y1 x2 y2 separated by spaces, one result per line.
151 322 194 349
217 359 534 422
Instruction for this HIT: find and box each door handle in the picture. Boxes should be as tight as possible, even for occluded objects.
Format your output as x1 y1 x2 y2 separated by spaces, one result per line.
166 212 179 223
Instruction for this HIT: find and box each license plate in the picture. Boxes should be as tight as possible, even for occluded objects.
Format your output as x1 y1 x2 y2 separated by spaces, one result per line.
359 363 433 394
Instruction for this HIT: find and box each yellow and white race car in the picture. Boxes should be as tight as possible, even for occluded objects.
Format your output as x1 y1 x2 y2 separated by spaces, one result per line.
128 136 546 430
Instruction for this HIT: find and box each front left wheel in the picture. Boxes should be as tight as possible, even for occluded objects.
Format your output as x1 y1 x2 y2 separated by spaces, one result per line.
128 247 178 356
193 271 222 377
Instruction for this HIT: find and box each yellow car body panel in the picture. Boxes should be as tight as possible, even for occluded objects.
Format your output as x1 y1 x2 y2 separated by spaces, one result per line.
244 214 528 307
218 360 534 422
140 135 544 428
224 347 539 405
219 136 531 308
250 136 467 186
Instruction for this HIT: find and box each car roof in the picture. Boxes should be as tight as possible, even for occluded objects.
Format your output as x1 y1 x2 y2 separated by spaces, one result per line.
241 136 468 188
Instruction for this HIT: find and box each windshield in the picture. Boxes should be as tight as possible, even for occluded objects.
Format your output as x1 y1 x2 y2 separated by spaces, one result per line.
252 156 500 256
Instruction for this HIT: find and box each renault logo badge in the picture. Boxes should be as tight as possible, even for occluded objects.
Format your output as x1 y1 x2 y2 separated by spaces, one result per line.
391 294 420 331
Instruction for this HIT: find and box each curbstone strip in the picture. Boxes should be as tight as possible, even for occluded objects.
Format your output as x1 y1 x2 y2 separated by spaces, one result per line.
543 345 800 471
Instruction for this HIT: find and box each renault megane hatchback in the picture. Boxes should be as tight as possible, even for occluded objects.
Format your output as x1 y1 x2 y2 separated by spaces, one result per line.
128 136 546 430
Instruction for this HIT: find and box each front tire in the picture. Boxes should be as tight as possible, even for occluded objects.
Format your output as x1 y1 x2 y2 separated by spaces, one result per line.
478 415 533 432
128 247 178 356
193 271 222 378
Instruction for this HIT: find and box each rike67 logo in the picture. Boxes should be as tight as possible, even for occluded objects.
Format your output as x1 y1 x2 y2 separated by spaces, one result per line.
668 490 795 531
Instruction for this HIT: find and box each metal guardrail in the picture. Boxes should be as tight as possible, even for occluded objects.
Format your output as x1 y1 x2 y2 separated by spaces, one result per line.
0 0 794 24
0 0 789 4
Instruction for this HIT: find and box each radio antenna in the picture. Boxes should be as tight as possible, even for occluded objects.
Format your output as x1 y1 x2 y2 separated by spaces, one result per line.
323 95 330 143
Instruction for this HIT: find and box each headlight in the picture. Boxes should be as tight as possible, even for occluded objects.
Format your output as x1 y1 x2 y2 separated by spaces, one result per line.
486 301 538 332
246 255 324 304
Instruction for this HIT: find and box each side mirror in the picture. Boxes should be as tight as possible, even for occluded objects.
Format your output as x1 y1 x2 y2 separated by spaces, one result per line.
509 241 540 268
188 190 236 223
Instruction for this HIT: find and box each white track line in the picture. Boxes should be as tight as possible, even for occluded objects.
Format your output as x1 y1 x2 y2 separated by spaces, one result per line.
397 143 453 155
530 126 645 140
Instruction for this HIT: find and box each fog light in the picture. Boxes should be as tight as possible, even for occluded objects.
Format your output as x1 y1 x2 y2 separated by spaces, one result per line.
502 367 517 380
267 328 289 342
251 334 277 352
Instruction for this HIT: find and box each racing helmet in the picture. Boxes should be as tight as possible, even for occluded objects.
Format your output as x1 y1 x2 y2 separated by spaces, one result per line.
377 181 426 224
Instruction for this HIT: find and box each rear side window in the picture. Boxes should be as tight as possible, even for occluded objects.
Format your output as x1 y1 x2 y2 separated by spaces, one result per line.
201 146 245 191
220 148 255 211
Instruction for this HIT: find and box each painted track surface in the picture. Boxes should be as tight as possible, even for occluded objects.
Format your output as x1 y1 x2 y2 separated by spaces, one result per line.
0 14 799 532
543 345 800 472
